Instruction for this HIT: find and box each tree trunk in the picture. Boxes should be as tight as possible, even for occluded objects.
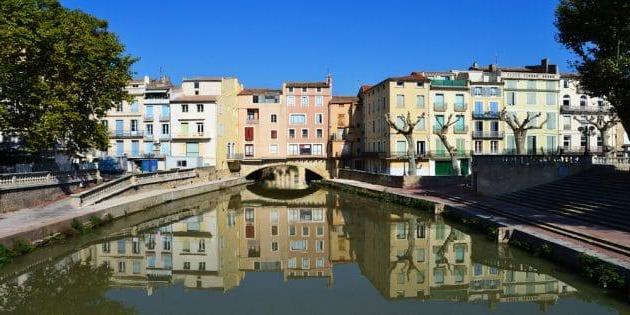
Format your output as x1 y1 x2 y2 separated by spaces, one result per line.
616 107 630 156
514 130 526 155
600 128 615 157
450 154 461 176
404 134 416 175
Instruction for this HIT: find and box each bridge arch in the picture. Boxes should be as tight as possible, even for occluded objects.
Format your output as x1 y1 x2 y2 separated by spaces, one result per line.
239 160 331 180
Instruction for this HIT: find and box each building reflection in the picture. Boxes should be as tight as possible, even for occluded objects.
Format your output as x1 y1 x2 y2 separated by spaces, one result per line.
6 188 578 309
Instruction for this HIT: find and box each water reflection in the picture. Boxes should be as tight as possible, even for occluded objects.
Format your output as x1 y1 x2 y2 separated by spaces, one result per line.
0 185 625 314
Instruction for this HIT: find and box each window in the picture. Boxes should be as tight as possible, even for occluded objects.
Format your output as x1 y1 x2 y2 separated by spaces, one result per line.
316 96 323 106
546 80 556 90
244 144 254 156
271 225 278 235
527 80 536 89
506 91 516 105
288 87 294 93
396 94 405 107
133 261 141 274
269 144 278 154
199 262 206 270
563 135 571 148
313 144 323 155
289 114 306 124
146 124 153 135
118 240 126 254
317 87 322 92
316 240 324 252
526 92 536 105
563 115 572 130
244 127 254 141
271 114 277 123
416 81 424 88
162 124 169 134
299 144 312 155
288 129 296 138
416 95 425 108
271 242 278 251
182 104 188 112
301 129 308 138
118 261 126 273
435 93 445 105
316 129 323 138
102 242 111 253
302 87 307 93
546 113 556 130
302 226 309 236
193 82 200 89
490 141 498 153
434 268 445 284
130 120 138 132
186 142 199 157
546 93 556 105
289 225 296 236
196 123 204 133
288 257 297 268
474 141 483 154
490 87 499 96
454 244 466 263
183 262 190 270
315 113 323 124
197 104 204 112
301 96 309 106
316 226 324 236
302 258 310 269
287 96 295 106
415 116 425 130
270 130 277 139
396 81 404 87
290 240 307 251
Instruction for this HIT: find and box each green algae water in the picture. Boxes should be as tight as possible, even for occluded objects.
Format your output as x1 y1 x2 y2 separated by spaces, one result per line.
0 184 628 315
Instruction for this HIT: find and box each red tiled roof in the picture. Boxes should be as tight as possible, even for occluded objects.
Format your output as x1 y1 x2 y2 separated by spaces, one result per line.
171 95 217 103
361 72 430 93
330 96 359 104
238 88 282 96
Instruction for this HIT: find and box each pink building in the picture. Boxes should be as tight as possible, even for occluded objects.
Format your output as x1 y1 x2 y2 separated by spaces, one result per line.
237 89 284 159
282 77 332 157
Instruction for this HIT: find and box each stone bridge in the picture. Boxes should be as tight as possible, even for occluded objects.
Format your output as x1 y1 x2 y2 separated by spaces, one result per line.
230 157 331 180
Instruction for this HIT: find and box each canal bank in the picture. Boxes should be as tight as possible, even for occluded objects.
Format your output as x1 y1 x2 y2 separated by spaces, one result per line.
0 176 251 248
317 178 630 297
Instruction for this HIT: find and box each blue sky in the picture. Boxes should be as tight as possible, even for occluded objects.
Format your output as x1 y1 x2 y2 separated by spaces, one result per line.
61 0 573 95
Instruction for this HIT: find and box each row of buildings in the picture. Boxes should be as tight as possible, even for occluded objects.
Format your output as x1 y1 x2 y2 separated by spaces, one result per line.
101 58 629 176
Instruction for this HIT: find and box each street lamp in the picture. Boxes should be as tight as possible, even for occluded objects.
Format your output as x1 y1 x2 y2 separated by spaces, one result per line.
577 125 596 155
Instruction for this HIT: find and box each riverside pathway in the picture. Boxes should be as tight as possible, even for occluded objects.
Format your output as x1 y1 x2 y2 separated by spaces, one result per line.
326 178 630 270
0 177 247 244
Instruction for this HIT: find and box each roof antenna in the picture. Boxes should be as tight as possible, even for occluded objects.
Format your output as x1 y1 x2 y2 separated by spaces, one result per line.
494 53 499 66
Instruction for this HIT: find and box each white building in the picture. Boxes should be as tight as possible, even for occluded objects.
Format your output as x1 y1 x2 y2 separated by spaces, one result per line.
559 74 616 154
168 77 221 169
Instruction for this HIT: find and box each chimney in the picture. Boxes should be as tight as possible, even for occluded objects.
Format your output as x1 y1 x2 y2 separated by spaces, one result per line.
541 58 549 71
472 61 479 69
326 74 333 88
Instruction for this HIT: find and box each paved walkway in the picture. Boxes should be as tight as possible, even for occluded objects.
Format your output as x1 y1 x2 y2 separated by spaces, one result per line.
328 178 630 269
0 177 244 242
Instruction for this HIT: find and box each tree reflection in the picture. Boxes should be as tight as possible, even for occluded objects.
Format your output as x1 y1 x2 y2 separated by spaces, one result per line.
0 259 135 315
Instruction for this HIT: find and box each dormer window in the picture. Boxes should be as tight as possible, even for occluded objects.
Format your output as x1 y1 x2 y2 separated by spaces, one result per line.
302 87 307 93
253 95 259 103
416 82 424 88
288 87 294 93
396 81 404 87
193 82 199 89
316 87 322 93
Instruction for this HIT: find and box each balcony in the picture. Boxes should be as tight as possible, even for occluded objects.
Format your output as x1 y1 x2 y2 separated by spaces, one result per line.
173 132 210 140
246 118 259 125
472 130 504 139
428 150 472 159
453 103 467 112
453 126 469 134
144 134 154 141
560 105 611 115
109 130 144 138
226 153 244 160
472 111 500 120
433 102 447 112
430 79 468 88
329 134 348 141
144 114 154 121
159 134 171 141
159 115 170 122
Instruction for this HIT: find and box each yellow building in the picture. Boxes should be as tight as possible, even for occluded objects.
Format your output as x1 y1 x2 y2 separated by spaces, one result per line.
216 78 243 175
360 73 431 175
499 59 560 154
328 96 361 171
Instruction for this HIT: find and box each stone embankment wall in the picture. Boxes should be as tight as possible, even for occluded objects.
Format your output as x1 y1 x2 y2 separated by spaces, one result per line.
0 171 99 213
472 155 593 196
338 169 466 189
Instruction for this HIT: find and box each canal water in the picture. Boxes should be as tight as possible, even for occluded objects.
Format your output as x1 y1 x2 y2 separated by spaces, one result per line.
0 184 628 315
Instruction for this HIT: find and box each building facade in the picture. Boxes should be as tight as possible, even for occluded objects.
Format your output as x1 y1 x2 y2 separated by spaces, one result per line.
327 96 360 170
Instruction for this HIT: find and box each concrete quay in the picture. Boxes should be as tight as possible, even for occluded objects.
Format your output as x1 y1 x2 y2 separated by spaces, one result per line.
0 176 250 246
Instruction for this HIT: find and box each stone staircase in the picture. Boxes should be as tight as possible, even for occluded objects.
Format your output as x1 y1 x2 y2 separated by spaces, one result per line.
494 167 630 233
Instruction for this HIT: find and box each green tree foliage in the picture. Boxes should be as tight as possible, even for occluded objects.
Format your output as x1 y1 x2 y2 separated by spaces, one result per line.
0 0 136 155
555 0 630 134
0 260 136 314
